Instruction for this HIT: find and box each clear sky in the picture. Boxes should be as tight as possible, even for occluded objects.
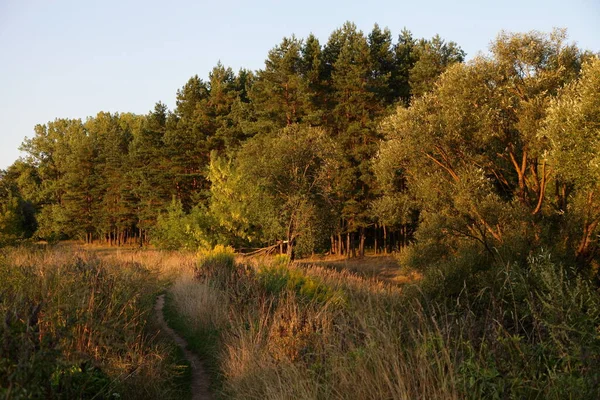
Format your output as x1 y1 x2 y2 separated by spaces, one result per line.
1 0 598 169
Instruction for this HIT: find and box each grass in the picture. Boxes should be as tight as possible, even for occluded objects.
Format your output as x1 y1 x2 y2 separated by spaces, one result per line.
168 247 600 399
162 287 224 394
295 252 422 284
4 243 598 398
0 245 194 399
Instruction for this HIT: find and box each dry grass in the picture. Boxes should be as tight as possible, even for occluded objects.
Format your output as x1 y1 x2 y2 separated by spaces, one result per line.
171 249 459 399
170 269 229 330
296 253 422 284
0 245 194 399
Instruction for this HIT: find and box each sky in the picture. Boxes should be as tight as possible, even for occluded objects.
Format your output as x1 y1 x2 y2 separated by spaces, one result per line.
1 0 599 169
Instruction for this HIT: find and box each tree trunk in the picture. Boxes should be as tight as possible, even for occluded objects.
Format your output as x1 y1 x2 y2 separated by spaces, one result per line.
346 232 351 259
374 224 378 255
359 227 365 257
383 224 388 254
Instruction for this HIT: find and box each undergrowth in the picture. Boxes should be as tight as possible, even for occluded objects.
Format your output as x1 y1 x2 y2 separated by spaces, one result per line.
169 246 600 399
0 247 189 399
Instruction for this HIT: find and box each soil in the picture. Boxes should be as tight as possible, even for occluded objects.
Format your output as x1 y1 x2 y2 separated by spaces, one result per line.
155 294 213 400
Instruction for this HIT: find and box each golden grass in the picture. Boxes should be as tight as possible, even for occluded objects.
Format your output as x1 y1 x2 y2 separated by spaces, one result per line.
296 253 422 284
0 245 194 399
170 269 229 330
169 250 459 399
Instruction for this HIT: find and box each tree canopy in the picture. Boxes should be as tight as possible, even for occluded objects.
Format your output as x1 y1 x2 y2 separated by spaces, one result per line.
3 24 599 278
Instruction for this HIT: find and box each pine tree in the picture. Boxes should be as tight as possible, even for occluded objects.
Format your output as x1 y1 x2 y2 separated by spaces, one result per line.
367 24 395 105
163 76 210 210
250 36 308 131
392 28 418 105
409 34 465 97
300 33 326 125
130 103 173 243
324 22 385 256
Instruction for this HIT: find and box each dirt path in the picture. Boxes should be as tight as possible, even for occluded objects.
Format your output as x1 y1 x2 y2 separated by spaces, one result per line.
155 294 213 400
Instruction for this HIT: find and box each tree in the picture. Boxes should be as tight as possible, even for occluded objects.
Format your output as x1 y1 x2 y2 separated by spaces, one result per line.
409 34 465 97
163 76 210 209
209 125 335 257
377 29 586 268
368 24 395 104
90 112 138 245
543 57 600 269
193 63 248 153
249 36 308 131
130 102 172 242
391 28 418 105
0 169 35 246
300 33 326 125
325 22 385 256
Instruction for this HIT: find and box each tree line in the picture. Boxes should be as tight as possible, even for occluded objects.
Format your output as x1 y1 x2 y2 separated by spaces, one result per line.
1 23 599 273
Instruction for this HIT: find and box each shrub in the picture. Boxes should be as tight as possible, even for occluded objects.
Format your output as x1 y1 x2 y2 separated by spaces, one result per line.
195 245 237 289
257 261 344 305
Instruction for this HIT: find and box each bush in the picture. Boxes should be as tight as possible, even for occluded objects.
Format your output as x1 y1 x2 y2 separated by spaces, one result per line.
257 260 344 305
152 198 225 251
195 245 237 288
179 246 600 399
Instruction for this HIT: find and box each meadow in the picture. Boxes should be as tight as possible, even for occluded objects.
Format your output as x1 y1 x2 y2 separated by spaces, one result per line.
168 247 600 399
2 244 600 399
0 245 194 399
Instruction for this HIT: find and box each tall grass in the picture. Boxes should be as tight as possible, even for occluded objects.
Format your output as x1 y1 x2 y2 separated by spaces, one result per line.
168 247 600 399
0 246 191 399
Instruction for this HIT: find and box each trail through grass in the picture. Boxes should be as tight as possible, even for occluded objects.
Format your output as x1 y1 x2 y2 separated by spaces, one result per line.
155 294 212 400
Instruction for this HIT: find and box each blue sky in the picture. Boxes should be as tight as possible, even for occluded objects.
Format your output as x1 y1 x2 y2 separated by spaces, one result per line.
1 0 599 169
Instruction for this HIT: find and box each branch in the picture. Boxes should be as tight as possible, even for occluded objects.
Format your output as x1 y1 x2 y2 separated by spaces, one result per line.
424 152 460 182
532 161 551 215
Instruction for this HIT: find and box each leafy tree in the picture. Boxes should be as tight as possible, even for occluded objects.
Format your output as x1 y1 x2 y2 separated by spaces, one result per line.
20 119 99 241
543 57 600 269
0 169 35 245
209 125 335 257
377 29 586 270
152 197 221 250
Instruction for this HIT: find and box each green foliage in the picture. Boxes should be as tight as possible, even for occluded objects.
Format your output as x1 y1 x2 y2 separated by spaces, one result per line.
409 34 465 97
197 245 236 273
378 29 594 273
208 125 337 256
194 245 238 289
9 22 468 254
542 57 600 268
452 252 600 399
0 191 26 246
152 197 224 251
257 260 344 305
